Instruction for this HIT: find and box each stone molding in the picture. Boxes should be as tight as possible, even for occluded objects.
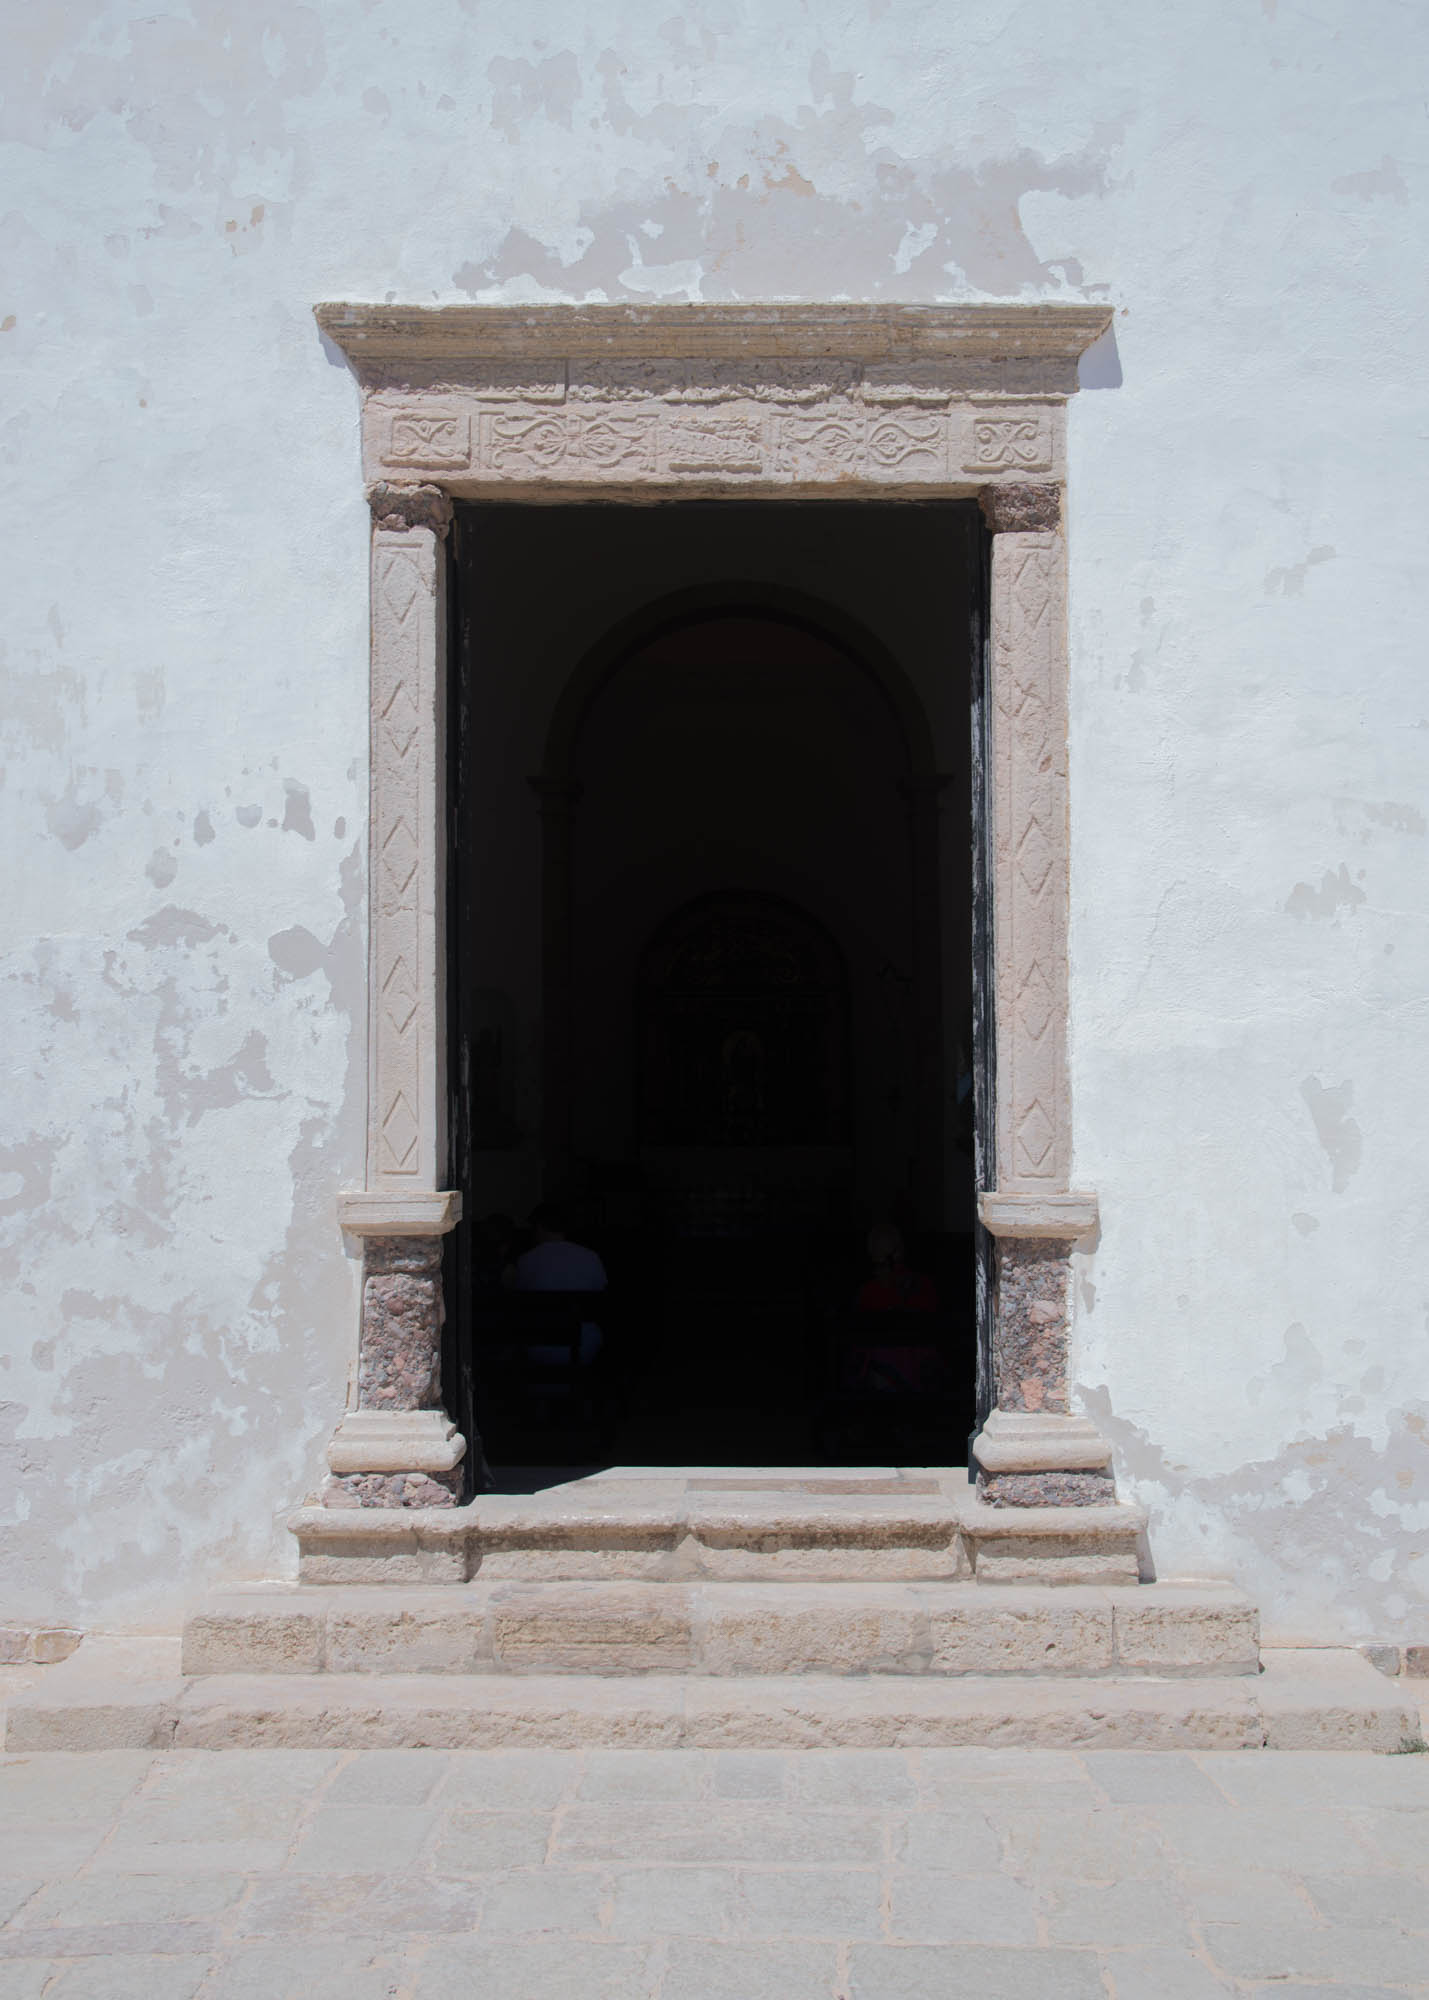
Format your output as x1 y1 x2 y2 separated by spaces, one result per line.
319 304 1112 501
972 1409 1113 1474
326 1409 464 1476
317 301 1113 367
337 1191 462 1237
978 1192 1099 1240
316 301 1114 1509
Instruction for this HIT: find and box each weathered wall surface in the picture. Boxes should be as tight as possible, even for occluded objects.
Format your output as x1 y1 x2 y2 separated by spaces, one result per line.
2 0 1424 1637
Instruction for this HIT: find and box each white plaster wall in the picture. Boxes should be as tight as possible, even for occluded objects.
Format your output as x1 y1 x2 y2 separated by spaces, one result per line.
2 0 1424 1639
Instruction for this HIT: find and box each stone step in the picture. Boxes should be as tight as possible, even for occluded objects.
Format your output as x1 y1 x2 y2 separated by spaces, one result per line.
181 1580 1259 1680
290 1469 1146 1587
5 1640 1419 1754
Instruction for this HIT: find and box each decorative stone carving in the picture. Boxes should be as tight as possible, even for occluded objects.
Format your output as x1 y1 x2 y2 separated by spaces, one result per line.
988 522 1069 1188
367 481 454 536
380 409 472 472
664 416 765 475
964 413 1054 474
367 489 451 1188
333 307 1111 498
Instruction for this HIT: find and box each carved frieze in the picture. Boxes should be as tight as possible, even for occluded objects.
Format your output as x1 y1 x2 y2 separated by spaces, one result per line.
364 365 1068 489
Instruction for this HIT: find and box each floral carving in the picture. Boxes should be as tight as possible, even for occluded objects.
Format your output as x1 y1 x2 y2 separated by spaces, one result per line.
966 412 1053 472
383 410 471 469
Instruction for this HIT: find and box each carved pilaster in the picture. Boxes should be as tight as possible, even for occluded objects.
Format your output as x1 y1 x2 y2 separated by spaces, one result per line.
368 486 449 1190
985 499 1069 1192
322 484 464 1510
975 485 1111 1503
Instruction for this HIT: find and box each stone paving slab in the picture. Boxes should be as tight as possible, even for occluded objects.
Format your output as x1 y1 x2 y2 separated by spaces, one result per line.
0 1745 1425 1996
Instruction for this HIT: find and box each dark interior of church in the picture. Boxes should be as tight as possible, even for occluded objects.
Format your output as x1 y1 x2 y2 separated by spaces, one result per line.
442 500 986 1488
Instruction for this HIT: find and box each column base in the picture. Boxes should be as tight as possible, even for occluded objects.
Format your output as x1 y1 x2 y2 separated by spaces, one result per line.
972 1409 1115 1509
323 1409 465 1509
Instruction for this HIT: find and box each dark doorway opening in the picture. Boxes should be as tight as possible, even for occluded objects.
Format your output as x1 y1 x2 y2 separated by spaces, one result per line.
445 501 986 1487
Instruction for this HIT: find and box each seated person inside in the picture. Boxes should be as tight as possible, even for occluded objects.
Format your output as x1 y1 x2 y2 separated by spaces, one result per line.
506 1202 607 1367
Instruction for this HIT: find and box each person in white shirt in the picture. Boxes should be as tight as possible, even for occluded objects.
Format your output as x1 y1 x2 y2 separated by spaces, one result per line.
509 1203 606 1365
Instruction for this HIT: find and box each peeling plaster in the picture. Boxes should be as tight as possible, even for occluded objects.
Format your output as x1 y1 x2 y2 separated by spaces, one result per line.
1285 863 1366 922
1300 1076 1363 1194
1081 1386 1429 1644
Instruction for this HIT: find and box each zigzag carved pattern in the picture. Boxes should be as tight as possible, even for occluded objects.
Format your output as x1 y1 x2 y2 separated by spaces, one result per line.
372 542 426 1175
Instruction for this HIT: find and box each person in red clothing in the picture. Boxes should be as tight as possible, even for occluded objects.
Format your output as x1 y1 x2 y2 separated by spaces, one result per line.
849 1223 941 1398
855 1223 938 1314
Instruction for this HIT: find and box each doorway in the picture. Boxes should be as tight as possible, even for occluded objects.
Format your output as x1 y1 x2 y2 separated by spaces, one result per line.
445 500 984 1483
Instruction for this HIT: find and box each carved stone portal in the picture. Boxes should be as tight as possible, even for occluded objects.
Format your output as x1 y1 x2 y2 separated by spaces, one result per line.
315 304 1113 1509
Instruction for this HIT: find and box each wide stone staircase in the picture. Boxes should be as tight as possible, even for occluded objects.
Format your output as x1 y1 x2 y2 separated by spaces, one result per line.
8 1470 1417 1751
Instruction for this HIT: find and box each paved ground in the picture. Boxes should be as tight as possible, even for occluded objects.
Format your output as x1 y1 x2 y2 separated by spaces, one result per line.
0 1747 1427 1997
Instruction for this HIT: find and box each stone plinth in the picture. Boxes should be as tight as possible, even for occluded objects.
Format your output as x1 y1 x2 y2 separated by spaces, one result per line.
325 1207 465 1509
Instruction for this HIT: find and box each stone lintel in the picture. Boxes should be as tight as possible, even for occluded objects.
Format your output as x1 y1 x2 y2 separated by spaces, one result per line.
979 1191 1099 1240
972 1408 1113 1475
338 1190 461 1238
318 301 1114 371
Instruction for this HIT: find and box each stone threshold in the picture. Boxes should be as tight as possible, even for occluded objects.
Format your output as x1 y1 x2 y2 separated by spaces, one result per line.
6 1640 1418 1754
291 1467 1148 1587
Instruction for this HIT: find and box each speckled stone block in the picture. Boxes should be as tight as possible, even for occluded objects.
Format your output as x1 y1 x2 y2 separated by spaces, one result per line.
992 1237 1073 1413
325 1469 462 1509
978 1469 1116 1508
358 1235 445 1411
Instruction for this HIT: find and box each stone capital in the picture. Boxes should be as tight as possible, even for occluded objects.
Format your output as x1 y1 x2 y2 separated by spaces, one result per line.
367 481 454 536
337 1190 462 1238
979 1191 1099 1240
979 481 1062 533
